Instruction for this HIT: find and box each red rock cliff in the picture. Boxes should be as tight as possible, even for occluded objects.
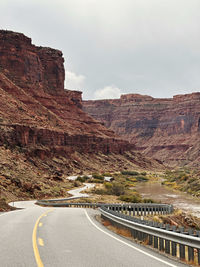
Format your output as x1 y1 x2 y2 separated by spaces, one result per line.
0 30 134 157
83 93 200 168
0 30 64 94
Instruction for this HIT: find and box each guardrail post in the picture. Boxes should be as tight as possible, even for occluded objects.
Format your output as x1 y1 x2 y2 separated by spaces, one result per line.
143 207 146 216
135 207 138 216
159 238 164 251
138 231 141 241
188 246 194 262
179 244 185 260
125 206 128 215
138 206 141 216
147 206 150 215
171 242 177 257
153 236 158 249
141 206 144 216
133 207 135 216
133 229 137 239
198 249 200 265
165 240 170 254
128 206 131 216
151 206 154 215
168 206 171 214
164 207 167 215
160 207 163 215
148 234 153 246
154 206 157 215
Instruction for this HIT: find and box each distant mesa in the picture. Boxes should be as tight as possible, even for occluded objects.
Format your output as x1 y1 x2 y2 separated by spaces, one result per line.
83 92 200 168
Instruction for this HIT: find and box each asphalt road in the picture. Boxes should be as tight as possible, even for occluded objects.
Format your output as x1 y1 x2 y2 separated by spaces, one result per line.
0 206 186 267
10 183 94 209
67 183 95 199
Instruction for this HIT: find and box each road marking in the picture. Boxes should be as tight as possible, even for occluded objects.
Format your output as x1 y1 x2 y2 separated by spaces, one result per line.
84 210 177 267
0 209 23 218
38 238 44 246
32 209 53 267
39 222 43 227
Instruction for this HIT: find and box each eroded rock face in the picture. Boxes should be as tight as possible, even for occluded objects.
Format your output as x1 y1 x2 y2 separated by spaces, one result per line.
83 93 200 167
0 30 64 94
0 30 133 157
0 31 163 205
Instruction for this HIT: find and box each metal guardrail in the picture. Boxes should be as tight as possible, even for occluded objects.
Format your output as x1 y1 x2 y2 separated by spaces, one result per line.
100 206 200 265
36 198 200 264
36 200 172 215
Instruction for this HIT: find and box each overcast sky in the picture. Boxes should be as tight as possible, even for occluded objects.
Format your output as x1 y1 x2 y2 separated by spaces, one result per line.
1 0 200 100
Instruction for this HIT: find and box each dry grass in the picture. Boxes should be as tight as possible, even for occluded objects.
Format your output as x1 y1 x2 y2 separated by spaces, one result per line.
102 220 111 227
102 218 132 238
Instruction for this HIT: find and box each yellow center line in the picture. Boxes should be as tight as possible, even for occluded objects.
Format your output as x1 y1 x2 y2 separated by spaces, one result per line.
32 209 54 267
38 238 44 246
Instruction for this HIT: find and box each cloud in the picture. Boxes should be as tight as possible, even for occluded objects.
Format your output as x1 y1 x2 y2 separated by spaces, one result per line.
1 0 200 99
65 71 85 91
94 85 121 100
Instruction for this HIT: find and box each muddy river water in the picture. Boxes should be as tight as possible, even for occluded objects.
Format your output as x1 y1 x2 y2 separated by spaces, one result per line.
136 180 200 218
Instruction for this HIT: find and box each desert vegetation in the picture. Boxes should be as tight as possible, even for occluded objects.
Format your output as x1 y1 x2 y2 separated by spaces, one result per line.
76 170 155 204
163 169 200 197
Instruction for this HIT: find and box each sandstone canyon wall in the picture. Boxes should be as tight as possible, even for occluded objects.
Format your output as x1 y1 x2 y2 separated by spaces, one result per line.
0 30 163 204
0 30 131 156
83 93 200 168
0 30 162 175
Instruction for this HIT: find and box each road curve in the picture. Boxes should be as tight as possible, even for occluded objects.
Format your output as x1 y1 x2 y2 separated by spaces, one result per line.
67 183 95 199
10 183 95 209
0 206 186 267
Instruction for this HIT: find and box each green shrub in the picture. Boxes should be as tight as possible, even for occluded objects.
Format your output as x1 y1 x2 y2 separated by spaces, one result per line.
90 179 104 183
136 176 148 182
94 188 110 195
143 198 155 203
73 181 81 187
111 182 125 196
76 175 90 182
126 177 137 182
104 182 112 190
119 194 141 203
83 175 90 180
92 173 104 180
76 176 86 183
102 172 112 177
121 170 139 176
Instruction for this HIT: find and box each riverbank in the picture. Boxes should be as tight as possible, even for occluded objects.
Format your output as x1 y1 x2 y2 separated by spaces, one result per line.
136 179 200 218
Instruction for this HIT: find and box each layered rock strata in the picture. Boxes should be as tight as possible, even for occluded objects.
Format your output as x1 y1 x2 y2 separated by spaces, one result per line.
83 93 200 167
0 30 134 157
0 30 163 205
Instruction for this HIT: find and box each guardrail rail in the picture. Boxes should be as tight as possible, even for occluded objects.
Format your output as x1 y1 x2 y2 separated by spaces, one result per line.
36 199 200 265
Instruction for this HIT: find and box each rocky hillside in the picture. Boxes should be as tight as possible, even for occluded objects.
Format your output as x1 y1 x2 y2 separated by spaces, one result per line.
0 30 162 203
0 30 132 155
83 93 200 168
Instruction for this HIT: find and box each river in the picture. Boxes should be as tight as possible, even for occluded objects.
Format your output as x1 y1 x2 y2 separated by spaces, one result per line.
136 180 200 218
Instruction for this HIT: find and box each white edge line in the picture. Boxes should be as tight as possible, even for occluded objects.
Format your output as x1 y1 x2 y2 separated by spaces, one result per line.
0 209 24 218
84 209 178 267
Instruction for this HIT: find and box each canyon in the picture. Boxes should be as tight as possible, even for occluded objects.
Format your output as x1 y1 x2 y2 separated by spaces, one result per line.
0 30 128 155
83 93 200 168
0 30 161 203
